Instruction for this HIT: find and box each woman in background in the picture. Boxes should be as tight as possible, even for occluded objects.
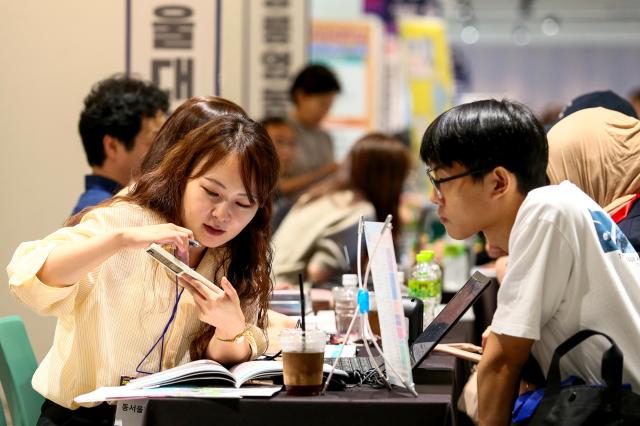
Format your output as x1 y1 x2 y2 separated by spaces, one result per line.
272 132 411 287
547 106 640 251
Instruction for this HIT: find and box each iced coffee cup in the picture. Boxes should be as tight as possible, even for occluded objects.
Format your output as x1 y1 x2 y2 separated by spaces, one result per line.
279 328 326 396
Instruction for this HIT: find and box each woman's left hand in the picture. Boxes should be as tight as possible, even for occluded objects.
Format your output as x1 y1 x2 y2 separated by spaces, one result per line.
179 275 246 337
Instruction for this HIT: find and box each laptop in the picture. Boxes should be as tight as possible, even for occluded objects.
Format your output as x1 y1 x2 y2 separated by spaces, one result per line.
326 270 492 374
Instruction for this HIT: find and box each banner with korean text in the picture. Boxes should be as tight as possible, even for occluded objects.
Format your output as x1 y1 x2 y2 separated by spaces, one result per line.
126 0 220 110
246 0 309 118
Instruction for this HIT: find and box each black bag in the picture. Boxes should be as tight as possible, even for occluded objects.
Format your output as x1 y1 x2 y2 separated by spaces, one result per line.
524 329 640 425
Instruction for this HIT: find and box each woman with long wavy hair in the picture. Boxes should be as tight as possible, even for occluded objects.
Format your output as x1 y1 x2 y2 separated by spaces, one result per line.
7 107 279 424
272 132 410 287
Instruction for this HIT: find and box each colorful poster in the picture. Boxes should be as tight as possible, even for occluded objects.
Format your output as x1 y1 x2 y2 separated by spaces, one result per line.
398 17 455 153
311 18 383 159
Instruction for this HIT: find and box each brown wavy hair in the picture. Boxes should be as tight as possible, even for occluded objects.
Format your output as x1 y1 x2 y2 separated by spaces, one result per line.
131 115 278 359
139 96 248 175
301 132 410 245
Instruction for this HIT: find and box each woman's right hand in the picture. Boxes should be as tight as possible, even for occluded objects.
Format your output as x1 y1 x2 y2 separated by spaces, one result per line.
120 223 194 260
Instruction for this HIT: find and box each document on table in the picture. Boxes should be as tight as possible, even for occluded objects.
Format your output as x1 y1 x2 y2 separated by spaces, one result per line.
76 385 282 403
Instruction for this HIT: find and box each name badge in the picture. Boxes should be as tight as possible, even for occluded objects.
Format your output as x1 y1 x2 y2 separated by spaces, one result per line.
114 400 148 426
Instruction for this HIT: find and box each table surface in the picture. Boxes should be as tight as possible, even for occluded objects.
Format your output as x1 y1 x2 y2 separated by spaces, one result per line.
143 322 474 426
145 383 453 426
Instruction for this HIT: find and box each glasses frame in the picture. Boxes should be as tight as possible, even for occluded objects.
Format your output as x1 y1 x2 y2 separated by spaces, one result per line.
426 167 485 199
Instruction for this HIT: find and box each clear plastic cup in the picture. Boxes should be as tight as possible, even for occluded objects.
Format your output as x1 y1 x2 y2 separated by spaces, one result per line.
279 329 326 396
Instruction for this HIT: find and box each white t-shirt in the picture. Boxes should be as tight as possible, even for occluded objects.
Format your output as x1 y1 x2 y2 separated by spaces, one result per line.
492 181 640 390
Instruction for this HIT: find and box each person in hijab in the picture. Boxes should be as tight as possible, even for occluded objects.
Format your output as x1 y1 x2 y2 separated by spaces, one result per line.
547 107 640 252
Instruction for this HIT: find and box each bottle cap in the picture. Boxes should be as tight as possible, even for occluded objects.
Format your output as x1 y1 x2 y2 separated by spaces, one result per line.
342 273 358 287
416 249 434 263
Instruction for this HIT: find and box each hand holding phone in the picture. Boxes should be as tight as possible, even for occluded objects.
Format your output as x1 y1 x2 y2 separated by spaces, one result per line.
145 243 222 295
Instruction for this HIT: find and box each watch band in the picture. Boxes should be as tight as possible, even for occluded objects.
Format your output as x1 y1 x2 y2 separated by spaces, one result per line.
215 325 259 358
216 326 247 342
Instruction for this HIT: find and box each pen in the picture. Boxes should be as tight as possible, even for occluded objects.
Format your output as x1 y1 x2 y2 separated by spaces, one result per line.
188 239 200 248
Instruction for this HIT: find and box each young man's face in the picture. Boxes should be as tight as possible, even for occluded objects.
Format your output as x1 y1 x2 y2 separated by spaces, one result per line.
294 91 337 127
266 123 296 173
427 162 494 240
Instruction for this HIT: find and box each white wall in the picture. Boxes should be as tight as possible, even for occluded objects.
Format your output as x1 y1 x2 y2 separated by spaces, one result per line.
0 0 303 364
0 1 126 361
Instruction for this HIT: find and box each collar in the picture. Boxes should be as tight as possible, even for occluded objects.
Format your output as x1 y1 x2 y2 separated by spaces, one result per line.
85 175 123 195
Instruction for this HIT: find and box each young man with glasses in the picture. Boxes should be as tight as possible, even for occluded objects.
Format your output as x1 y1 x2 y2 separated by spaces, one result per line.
420 99 640 425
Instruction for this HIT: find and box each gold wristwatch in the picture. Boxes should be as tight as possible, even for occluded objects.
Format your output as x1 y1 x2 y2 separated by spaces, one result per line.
216 326 258 356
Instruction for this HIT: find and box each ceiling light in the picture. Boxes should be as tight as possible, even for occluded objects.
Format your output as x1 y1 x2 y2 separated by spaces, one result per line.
541 15 560 36
512 24 531 45
461 25 480 44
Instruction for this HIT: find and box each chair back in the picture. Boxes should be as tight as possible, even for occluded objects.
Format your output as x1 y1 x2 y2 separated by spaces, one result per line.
0 398 7 426
0 316 43 426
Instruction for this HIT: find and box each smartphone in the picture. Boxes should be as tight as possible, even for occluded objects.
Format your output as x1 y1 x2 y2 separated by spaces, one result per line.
145 243 222 294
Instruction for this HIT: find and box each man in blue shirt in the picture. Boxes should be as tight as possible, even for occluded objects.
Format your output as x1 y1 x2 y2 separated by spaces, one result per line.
72 75 169 215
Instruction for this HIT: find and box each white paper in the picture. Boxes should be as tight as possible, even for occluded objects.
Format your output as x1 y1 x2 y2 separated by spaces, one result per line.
76 385 282 404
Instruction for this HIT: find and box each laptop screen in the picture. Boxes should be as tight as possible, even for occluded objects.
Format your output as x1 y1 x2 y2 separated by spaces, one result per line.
410 271 492 368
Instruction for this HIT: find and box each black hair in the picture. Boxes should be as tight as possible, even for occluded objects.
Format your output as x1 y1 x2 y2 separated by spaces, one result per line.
420 99 548 194
78 74 169 167
559 90 637 120
289 64 341 103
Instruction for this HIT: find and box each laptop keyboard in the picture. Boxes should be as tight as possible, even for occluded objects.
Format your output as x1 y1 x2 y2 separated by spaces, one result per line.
324 356 384 373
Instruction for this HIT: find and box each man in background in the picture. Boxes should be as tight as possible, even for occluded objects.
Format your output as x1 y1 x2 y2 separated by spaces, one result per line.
261 117 297 231
629 87 640 118
72 75 168 214
285 64 341 198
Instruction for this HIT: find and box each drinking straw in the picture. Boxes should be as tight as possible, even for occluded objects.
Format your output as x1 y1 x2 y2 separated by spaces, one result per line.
298 274 306 331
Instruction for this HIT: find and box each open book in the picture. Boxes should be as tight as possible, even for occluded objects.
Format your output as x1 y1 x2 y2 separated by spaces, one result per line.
75 360 285 403
127 359 284 389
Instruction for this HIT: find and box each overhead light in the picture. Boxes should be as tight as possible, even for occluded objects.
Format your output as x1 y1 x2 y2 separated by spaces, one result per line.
512 24 531 45
541 15 560 36
461 25 480 44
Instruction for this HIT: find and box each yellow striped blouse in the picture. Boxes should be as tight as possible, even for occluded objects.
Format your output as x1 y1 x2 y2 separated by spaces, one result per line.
6 202 267 409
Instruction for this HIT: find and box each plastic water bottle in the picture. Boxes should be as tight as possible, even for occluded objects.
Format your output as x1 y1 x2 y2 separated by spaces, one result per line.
332 274 359 341
408 250 442 328
442 241 469 292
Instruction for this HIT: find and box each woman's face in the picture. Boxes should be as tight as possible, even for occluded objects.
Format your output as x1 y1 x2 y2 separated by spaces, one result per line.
182 153 259 248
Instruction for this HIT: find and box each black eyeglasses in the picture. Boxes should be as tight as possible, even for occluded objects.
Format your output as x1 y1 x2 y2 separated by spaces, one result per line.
426 167 484 199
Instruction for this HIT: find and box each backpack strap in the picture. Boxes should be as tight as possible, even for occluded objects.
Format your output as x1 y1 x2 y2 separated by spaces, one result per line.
545 329 623 396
